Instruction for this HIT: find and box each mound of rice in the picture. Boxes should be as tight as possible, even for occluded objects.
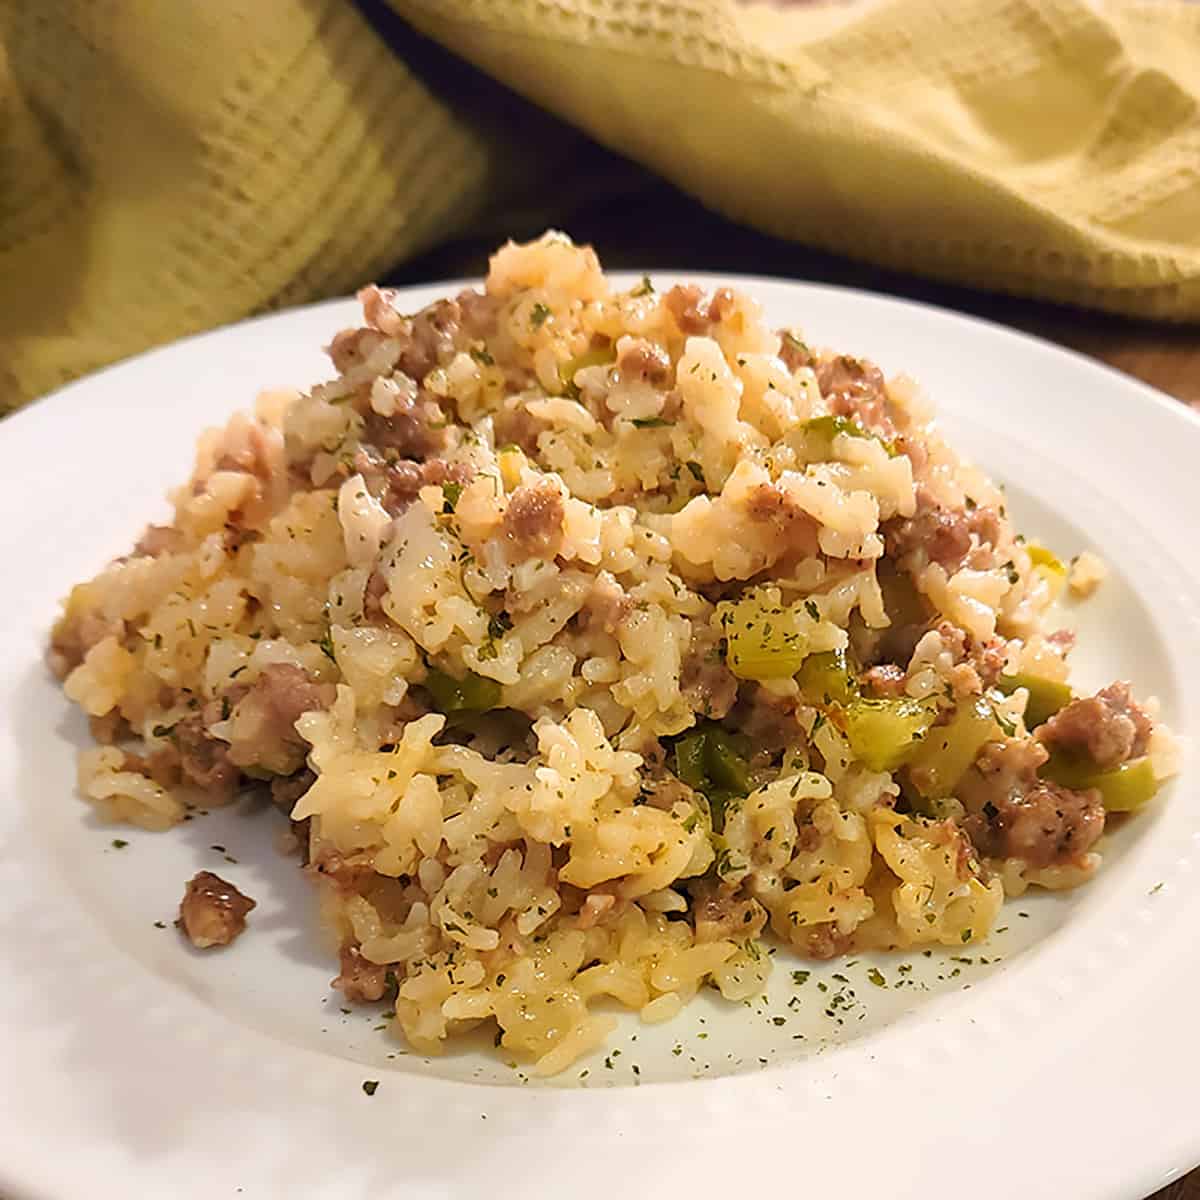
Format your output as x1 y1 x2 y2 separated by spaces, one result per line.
51 232 1178 1074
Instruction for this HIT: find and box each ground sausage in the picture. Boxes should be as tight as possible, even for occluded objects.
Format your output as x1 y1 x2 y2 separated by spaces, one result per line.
928 622 1006 694
973 636 1008 688
455 287 501 340
327 326 386 374
616 337 671 386
893 432 928 475
777 331 815 372
347 295 465 383
794 823 822 853
960 738 1104 868
640 770 699 813
1038 681 1152 769
350 448 472 518
966 778 1104 868
580 571 633 635
663 284 734 336
178 871 256 949
225 664 336 776
727 692 801 755
357 284 410 338
862 663 907 697
120 745 182 790
689 880 768 942
680 626 739 720
492 400 549 455
379 458 423 513
744 483 820 557
886 498 971 568
47 612 125 679
815 354 893 436
333 942 390 1003
400 299 461 381
360 391 447 462
307 848 379 897
797 921 854 961
502 479 564 559
664 284 708 334
1046 629 1077 656
270 771 314 863
363 567 389 623
174 715 240 795
389 458 473 517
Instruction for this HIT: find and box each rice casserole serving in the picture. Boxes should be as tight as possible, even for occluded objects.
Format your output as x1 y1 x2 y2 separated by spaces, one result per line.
51 233 1179 1076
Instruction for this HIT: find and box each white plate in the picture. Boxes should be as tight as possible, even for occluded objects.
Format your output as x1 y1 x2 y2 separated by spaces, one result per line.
2 276 1198 1200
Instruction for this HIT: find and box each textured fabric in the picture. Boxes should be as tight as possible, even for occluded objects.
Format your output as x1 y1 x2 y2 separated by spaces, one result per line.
1 0 1198 409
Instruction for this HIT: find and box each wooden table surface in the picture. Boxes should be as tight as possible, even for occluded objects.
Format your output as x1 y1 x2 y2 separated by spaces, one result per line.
393 184 1199 1200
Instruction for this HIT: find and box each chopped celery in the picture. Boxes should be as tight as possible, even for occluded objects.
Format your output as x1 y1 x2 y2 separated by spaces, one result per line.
843 697 937 773
804 414 872 443
559 343 615 393
796 648 859 708
423 668 502 713
1026 541 1067 597
719 594 809 681
1042 754 1160 813
802 414 896 457
907 697 999 797
1027 543 1066 575
997 673 1072 727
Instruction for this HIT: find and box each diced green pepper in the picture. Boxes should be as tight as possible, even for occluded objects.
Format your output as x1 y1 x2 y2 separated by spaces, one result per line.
719 595 809 681
796 648 859 708
878 567 928 630
907 697 999 797
705 789 738 834
997 673 1072 728
706 730 751 794
671 722 751 833
423 668 502 713
843 697 937 773
1042 754 1160 813
674 730 708 790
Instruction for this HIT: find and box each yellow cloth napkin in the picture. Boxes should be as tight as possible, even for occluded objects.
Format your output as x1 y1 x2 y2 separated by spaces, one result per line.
2 0 1198 411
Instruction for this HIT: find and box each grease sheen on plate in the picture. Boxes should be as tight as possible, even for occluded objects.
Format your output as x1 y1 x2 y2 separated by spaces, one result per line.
2 245 1198 1200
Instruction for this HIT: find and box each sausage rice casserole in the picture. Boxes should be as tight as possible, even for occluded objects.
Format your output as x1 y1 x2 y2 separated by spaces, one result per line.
52 233 1179 1075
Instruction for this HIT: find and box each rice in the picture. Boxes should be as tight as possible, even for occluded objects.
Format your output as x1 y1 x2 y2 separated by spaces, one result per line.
51 231 1177 1073
1068 550 1108 598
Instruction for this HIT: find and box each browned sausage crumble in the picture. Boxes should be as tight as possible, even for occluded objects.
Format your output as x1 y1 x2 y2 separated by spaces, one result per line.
178 871 257 949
